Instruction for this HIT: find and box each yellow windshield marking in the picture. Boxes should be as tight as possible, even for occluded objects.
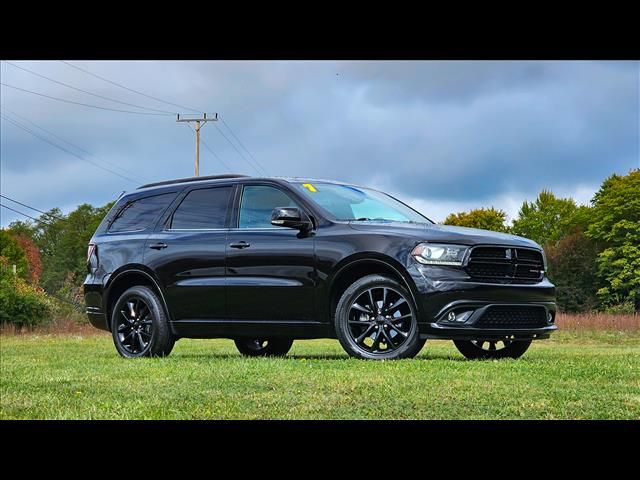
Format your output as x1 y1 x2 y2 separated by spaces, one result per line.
302 183 317 193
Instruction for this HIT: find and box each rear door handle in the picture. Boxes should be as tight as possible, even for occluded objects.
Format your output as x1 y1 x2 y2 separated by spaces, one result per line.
229 241 250 249
149 242 168 250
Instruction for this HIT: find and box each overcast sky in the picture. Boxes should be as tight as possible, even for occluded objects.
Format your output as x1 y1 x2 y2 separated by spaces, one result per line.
1 60 638 227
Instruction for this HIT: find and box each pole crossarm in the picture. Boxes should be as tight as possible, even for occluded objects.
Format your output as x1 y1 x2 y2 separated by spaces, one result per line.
176 113 218 123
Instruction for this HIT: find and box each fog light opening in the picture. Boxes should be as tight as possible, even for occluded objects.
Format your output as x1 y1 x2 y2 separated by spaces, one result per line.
442 310 474 323
455 311 473 323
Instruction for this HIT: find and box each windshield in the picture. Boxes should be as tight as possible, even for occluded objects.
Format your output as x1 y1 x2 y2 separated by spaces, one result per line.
292 182 432 223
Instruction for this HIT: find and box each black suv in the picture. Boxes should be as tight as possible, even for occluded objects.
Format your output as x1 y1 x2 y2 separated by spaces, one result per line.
84 174 556 360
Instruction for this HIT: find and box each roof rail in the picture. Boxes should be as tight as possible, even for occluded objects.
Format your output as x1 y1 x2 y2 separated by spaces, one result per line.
138 174 250 189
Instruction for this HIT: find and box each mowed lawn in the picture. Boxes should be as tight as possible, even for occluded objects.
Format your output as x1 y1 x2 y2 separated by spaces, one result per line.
1 331 638 419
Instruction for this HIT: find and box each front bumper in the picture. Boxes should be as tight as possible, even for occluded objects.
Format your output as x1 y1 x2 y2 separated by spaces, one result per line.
422 322 557 340
412 268 557 340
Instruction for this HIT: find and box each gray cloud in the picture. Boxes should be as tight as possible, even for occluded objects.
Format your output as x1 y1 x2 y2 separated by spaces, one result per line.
1 60 638 226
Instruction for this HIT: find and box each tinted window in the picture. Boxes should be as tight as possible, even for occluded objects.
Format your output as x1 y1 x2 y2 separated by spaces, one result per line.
239 185 298 228
108 193 175 233
170 186 232 229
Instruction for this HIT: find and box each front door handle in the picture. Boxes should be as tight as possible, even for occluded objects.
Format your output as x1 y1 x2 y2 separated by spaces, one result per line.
229 241 251 249
149 242 168 250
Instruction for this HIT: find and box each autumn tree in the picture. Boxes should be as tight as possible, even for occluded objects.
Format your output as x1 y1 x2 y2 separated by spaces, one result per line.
11 233 42 285
443 207 509 233
0 229 28 280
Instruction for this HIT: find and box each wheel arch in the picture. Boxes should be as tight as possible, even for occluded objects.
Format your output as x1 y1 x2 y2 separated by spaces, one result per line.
327 254 421 325
103 266 172 332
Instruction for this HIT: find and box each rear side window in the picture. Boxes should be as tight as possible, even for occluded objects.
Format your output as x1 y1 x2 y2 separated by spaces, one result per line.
108 193 175 233
170 186 232 229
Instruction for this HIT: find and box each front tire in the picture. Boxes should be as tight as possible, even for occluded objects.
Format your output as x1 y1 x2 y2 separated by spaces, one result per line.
234 338 294 357
111 286 175 358
334 274 426 360
453 339 532 360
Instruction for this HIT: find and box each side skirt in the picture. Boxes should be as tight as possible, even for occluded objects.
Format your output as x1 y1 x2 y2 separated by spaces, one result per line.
171 319 333 339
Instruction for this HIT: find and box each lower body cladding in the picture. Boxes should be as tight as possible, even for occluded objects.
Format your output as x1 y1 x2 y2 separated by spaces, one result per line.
414 276 557 341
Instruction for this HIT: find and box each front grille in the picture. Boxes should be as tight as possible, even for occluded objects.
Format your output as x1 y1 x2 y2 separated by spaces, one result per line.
466 247 544 283
475 306 548 329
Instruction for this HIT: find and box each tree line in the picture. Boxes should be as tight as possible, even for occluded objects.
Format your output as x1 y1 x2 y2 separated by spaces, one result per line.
1 169 638 319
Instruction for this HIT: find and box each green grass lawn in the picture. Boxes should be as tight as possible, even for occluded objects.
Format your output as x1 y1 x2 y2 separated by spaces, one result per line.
1 331 638 419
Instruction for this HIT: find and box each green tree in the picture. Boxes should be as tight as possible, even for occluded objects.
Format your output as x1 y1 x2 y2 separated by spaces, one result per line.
585 169 640 310
0 229 28 280
545 227 599 312
443 207 509 233
511 190 584 245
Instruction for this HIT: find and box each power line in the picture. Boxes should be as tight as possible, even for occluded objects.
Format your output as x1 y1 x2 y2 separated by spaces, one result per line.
0 194 64 220
1 203 40 222
1 108 152 183
0 82 172 116
4 61 176 115
201 138 233 173
60 61 204 114
219 116 269 175
56 61 267 176
1 114 142 184
213 123 264 176
0 203 63 229
2 114 142 184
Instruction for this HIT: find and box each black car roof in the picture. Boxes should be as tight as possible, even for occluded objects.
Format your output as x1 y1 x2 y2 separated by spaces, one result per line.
132 175 368 195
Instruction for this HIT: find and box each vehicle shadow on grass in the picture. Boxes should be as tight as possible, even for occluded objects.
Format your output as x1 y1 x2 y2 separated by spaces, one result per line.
168 352 472 361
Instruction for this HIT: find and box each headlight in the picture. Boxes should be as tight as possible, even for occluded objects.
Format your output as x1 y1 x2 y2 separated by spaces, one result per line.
411 243 468 266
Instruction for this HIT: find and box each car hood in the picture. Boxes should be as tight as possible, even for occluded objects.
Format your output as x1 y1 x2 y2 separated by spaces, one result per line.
348 222 541 249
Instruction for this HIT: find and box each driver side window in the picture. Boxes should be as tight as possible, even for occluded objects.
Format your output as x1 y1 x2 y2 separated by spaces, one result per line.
239 185 298 228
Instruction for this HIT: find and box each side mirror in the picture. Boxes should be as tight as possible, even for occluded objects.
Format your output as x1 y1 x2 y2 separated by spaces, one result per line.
271 207 312 231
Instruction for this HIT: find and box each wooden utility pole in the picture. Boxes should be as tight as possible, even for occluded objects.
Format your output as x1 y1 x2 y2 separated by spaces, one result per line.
176 113 218 176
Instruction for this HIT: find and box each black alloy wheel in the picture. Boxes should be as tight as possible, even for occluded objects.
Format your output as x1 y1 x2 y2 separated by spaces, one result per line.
453 339 532 360
116 296 153 355
234 337 294 357
335 275 425 360
111 286 175 358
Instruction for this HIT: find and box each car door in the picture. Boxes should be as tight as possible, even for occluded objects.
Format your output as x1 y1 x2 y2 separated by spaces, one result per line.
144 184 233 321
226 183 316 321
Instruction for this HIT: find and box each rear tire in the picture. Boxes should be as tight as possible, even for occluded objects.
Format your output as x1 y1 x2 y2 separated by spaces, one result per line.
234 337 294 357
111 286 175 358
453 339 532 360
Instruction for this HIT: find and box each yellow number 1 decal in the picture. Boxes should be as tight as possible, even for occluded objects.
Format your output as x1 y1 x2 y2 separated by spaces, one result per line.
302 183 317 193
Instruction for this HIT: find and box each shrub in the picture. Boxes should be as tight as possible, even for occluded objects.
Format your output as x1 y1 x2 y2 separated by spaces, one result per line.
0 258 53 328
